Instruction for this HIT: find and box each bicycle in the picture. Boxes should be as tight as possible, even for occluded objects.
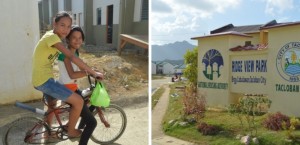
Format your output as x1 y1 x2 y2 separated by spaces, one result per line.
2 75 127 145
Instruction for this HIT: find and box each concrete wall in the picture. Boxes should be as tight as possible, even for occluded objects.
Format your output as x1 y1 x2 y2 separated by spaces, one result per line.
93 0 120 25
133 21 148 35
72 0 84 27
93 24 119 48
84 0 94 45
64 0 72 11
197 35 252 107
247 33 260 45
58 0 64 12
267 25 300 116
197 35 230 107
120 0 134 34
0 0 41 104
134 0 142 22
196 24 300 116
41 0 50 25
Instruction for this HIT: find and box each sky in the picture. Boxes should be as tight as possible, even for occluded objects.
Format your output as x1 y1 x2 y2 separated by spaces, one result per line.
151 0 300 45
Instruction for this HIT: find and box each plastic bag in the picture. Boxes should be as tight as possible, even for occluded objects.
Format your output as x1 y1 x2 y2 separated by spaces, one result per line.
90 82 110 107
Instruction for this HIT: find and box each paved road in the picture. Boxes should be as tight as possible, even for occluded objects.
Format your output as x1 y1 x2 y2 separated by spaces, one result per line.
152 77 172 93
151 78 193 145
0 102 148 145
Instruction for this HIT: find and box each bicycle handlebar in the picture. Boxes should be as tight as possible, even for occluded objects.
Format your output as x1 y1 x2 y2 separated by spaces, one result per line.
87 75 101 90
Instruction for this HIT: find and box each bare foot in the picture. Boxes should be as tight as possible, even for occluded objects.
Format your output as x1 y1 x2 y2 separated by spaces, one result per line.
68 129 82 138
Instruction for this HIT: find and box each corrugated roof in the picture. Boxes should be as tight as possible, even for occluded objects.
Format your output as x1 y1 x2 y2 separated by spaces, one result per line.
260 21 300 30
211 24 262 34
210 20 278 34
228 25 262 33
191 31 252 40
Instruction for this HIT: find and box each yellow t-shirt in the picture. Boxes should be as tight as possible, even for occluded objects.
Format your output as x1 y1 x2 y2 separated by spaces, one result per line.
32 30 61 87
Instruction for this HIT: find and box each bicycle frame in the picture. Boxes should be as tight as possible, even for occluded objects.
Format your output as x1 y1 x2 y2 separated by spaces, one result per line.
12 75 114 144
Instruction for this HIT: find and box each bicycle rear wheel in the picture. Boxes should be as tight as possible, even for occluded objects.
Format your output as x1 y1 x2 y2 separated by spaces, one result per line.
3 116 51 145
91 104 127 144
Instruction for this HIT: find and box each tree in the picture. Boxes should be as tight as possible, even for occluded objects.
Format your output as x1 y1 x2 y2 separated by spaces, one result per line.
183 47 198 87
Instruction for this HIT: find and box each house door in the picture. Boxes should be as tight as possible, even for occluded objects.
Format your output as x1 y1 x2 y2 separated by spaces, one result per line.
106 5 113 44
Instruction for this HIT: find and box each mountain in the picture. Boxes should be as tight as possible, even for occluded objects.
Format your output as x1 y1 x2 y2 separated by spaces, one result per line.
152 41 196 61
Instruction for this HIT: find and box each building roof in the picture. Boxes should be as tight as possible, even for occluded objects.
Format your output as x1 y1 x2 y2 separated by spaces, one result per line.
191 31 252 40
229 43 268 51
210 20 278 34
211 24 262 34
174 64 186 69
152 61 161 64
260 21 300 30
191 20 300 40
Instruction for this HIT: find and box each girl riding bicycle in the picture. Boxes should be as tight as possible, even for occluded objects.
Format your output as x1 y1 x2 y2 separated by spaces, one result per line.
45 25 98 145
32 11 103 145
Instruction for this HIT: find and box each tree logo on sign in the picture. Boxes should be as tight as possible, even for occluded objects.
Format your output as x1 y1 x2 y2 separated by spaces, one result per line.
202 49 224 80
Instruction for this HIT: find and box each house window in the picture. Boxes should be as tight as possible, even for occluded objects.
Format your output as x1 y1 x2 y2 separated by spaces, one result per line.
97 8 101 25
73 14 76 20
245 41 252 46
73 14 77 25
141 0 148 20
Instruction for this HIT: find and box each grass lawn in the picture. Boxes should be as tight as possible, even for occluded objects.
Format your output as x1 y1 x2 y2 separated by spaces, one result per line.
162 83 300 145
152 87 165 109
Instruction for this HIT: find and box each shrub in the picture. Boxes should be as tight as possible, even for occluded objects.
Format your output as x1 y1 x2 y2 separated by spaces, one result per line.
263 112 290 131
183 85 206 121
197 122 219 135
228 95 272 136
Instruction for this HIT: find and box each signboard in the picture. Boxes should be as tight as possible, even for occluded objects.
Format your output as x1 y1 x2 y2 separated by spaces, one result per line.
231 55 267 93
275 42 300 93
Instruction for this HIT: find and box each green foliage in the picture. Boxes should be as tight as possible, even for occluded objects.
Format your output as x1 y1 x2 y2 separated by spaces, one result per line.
183 47 198 87
284 117 300 140
183 84 206 122
228 95 272 136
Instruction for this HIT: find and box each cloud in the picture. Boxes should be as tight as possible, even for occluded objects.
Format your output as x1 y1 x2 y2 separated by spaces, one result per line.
152 0 172 13
264 0 294 15
152 0 241 37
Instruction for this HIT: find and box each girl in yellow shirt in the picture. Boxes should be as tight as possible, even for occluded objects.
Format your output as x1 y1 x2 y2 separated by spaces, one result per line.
32 11 103 144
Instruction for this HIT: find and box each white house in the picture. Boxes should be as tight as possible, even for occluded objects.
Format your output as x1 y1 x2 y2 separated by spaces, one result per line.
157 62 175 75
71 0 84 27
0 0 40 104
152 62 157 74
174 64 186 75
39 0 148 50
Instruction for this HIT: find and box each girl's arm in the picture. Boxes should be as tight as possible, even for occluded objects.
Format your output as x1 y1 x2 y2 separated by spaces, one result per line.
53 42 103 79
64 57 86 79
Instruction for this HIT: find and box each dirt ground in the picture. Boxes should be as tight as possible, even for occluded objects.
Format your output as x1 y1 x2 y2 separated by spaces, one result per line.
53 47 149 101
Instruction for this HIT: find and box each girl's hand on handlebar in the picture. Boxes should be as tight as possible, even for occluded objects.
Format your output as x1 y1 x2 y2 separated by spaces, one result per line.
94 72 104 80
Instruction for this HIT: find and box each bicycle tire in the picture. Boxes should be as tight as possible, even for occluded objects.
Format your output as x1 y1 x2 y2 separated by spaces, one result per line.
91 104 127 144
3 116 51 145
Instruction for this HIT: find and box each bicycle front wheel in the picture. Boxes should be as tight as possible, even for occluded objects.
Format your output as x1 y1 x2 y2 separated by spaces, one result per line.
3 116 51 145
91 104 127 144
